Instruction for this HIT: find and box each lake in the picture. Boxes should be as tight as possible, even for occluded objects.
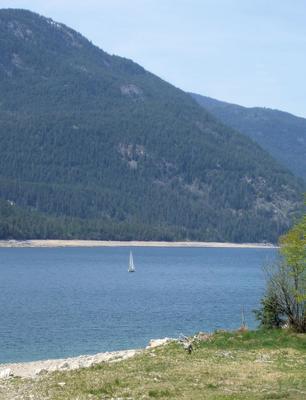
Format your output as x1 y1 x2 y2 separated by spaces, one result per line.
0 246 276 363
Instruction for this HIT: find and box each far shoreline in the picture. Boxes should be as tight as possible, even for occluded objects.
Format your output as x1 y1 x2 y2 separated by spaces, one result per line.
0 239 277 249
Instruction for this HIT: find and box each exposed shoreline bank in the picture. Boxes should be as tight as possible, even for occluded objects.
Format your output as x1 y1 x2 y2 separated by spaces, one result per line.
0 239 277 249
0 348 142 379
0 338 173 379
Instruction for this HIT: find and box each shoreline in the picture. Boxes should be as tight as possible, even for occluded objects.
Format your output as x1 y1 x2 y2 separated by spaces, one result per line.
0 348 141 379
0 338 171 379
0 239 277 249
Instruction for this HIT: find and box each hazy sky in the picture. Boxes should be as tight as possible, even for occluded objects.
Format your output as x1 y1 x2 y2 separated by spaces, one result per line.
1 0 306 117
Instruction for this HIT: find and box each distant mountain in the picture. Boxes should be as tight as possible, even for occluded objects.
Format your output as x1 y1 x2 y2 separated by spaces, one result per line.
0 9 303 243
191 93 306 182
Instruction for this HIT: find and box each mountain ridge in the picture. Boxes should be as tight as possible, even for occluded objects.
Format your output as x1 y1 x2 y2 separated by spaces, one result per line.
0 9 303 243
191 93 306 182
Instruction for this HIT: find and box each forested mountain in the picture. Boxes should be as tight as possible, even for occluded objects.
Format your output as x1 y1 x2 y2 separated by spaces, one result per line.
0 9 303 243
191 93 306 182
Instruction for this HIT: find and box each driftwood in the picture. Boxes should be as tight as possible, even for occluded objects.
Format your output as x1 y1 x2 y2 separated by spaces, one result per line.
178 334 193 354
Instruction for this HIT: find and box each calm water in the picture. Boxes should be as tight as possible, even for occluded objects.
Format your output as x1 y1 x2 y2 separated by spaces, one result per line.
0 247 276 363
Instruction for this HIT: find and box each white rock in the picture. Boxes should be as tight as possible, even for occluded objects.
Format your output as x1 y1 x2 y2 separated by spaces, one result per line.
147 337 173 349
0 368 13 379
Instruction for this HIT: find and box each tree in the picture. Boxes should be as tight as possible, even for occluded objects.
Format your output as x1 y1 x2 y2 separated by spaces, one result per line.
254 287 285 329
255 207 306 332
279 213 306 307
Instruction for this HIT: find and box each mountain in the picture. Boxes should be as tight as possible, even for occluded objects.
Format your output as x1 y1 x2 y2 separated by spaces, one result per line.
0 9 303 243
190 93 306 182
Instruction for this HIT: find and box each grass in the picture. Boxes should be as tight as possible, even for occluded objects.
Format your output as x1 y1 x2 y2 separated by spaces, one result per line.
1 329 305 400
197 329 306 351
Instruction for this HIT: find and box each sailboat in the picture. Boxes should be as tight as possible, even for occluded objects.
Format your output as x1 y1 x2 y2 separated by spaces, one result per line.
128 251 136 272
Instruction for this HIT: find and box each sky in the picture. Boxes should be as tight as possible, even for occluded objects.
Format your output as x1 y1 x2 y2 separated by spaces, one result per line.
1 0 305 117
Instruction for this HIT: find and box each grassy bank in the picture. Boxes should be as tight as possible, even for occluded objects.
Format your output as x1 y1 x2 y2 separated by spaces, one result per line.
1 330 305 400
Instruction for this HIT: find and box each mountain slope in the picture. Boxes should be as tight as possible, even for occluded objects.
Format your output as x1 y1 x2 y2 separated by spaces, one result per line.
191 93 306 182
0 9 303 242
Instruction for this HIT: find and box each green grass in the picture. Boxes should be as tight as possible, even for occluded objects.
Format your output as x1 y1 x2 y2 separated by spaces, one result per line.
198 329 306 351
1 329 305 400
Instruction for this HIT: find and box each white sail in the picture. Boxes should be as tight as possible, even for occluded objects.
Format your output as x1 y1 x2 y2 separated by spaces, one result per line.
128 251 135 272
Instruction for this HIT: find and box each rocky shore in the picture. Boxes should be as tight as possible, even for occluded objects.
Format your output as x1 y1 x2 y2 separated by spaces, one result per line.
0 338 173 379
0 349 140 379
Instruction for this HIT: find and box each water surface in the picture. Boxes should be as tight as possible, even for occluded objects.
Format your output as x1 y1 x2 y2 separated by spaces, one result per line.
0 247 275 363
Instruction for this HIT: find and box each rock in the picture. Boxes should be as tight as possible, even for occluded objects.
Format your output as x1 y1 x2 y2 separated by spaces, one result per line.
255 354 271 363
146 337 174 349
120 84 143 97
0 368 13 379
35 368 48 376
218 351 234 358
196 332 212 342
60 362 69 369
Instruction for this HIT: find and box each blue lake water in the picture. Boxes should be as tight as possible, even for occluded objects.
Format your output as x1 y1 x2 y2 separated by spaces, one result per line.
0 247 276 363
